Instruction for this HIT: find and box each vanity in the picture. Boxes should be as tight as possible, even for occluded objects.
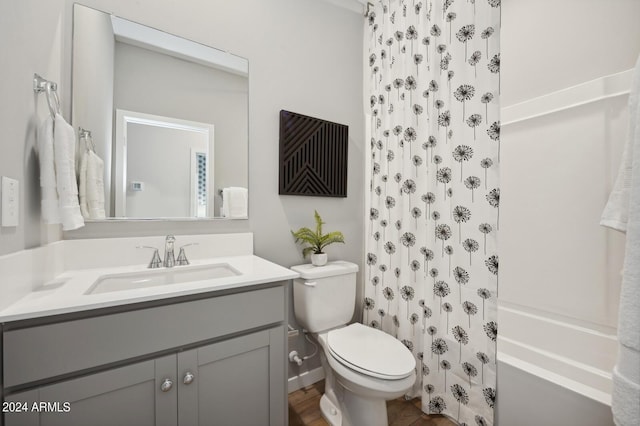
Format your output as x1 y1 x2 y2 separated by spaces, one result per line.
0 234 298 426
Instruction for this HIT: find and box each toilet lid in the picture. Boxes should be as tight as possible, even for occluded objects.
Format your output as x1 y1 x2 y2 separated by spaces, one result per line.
327 323 415 380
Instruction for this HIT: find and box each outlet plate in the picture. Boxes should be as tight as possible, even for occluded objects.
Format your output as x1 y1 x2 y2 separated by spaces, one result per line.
1 176 19 227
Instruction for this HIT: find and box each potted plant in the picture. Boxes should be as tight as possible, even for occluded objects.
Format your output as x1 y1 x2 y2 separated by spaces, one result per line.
291 211 345 266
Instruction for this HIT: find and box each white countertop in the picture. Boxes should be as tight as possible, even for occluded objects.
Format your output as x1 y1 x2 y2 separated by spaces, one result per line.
0 255 299 323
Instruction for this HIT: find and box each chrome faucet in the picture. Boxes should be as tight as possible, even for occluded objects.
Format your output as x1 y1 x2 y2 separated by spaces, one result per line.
137 246 162 268
176 243 198 266
163 235 176 268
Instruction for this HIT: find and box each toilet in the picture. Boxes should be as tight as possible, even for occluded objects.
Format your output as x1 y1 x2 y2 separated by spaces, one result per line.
291 261 416 426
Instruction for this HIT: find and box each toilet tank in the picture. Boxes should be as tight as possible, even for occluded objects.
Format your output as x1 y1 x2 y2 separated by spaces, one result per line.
291 261 359 333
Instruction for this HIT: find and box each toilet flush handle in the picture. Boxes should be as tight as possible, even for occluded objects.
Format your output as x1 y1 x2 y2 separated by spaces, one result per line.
303 281 317 287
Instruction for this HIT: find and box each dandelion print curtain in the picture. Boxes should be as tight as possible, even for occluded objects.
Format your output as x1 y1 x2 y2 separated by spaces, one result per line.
363 0 500 424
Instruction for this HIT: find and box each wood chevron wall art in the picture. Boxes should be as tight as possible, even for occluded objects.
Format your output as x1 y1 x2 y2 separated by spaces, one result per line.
279 110 349 197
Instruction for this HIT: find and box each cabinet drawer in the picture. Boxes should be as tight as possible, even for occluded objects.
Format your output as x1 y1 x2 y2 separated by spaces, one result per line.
3 286 285 387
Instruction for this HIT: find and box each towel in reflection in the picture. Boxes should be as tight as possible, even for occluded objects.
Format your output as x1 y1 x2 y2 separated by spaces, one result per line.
78 148 106 220
221 187 248 218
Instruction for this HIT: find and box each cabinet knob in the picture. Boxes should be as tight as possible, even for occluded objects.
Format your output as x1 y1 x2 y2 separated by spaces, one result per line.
160 378 173 392
183 372 195 385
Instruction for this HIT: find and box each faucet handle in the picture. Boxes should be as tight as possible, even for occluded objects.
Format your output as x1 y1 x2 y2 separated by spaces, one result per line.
137 246 162 269
176 243 198 266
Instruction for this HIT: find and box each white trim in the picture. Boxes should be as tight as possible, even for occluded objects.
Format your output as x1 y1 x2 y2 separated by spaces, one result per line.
110 15 248 76
498 303 617 405
317 0 366 14
288 367 325 393
502 69 633 126
498 352 612 406
499 300 618 337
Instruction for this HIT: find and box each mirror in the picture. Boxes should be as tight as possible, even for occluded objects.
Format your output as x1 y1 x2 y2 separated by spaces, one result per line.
71 4 249 220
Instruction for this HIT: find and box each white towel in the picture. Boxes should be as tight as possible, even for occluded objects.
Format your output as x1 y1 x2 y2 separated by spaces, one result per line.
601 133 633 232
78 149 89 219
222 187 248 218
78 149 105 220
37 116 60 224
86 150 105 219
601 54 640 426
53 113 84 231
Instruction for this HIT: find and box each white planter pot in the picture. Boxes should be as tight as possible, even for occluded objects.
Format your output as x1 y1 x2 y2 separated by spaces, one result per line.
311 253 328 266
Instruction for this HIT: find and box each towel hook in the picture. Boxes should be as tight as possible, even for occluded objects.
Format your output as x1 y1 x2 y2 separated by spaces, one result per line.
78 127 96 152
33 73 60 120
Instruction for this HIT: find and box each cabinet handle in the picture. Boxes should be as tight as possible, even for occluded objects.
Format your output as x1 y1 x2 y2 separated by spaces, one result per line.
160 378 173 392
183 372 195 385
304 281 317 287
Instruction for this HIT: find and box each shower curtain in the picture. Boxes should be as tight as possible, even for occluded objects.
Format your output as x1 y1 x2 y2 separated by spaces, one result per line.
363 0 500 424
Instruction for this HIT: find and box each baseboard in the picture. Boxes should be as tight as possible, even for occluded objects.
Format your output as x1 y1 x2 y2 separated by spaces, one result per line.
288 367 325 393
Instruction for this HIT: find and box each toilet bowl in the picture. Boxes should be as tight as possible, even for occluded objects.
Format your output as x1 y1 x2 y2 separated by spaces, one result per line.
291 262 416 426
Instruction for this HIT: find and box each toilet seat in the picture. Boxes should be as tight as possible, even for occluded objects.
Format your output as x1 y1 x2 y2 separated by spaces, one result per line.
327 323 415 380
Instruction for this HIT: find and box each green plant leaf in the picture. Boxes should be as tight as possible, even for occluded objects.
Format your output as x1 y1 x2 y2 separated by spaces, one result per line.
314 210 324 238
291 211 344 258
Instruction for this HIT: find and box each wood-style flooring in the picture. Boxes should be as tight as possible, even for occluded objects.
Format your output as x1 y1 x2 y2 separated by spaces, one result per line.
288 380 456 426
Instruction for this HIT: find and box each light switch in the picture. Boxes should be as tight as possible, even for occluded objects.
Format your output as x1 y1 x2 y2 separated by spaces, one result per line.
1 176 19 227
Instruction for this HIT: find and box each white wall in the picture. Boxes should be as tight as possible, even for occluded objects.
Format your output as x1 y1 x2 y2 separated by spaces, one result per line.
1 0 363 381
501 0 640 107
499 0 640 423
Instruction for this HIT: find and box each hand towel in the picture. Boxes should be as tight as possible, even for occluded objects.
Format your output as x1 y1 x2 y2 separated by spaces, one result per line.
601 133 633 232
601 54 640 426
53 113 84 230
86 150 105 219
222 187 248 218
78 149 89 219
37 116 61 224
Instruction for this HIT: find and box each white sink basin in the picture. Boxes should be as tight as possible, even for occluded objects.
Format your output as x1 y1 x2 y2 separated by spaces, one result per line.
85 263 241 295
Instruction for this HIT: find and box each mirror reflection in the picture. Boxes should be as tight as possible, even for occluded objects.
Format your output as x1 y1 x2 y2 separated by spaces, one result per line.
72 4 249 220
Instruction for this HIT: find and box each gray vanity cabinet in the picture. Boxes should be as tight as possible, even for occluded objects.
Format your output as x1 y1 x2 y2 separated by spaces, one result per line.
2 284 288 426
5 357 173 426
178 328 285 426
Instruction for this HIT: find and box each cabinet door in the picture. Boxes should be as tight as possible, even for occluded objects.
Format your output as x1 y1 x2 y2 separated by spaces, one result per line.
5 356 177 426
178 327 285 426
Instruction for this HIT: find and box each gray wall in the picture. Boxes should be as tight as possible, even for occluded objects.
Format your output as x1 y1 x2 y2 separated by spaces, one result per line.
72 4 114 209
0 0 67 255
1 0 363 380
125 123 208 218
